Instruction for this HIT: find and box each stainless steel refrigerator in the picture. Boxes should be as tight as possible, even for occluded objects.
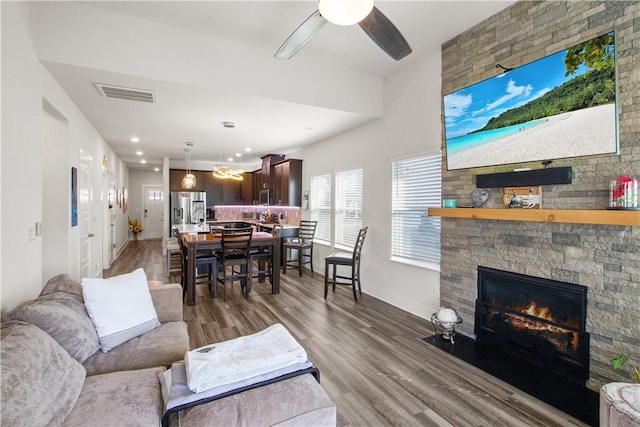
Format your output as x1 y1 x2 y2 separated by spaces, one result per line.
170 191 206 227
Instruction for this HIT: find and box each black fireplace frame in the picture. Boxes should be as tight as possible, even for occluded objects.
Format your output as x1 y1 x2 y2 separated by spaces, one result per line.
475 266 590 385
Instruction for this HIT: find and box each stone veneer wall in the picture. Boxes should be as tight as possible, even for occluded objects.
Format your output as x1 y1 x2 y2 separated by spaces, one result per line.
440 0 639 390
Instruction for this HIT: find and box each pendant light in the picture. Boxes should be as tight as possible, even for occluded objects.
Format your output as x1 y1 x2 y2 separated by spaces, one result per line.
213 122 244 181
181 142 196 189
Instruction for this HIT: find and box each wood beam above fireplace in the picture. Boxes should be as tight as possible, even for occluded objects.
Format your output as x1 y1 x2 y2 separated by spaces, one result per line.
428 208 640 226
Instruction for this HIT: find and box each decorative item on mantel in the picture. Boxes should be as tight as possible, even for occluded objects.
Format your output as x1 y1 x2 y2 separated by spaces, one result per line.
430 307 463 345
502 186 541 209
471 189 490 207
128 218 144 240
609 176 639 210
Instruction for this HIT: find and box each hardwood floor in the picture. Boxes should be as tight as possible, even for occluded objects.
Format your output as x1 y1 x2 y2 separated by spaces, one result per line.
105 239 588 427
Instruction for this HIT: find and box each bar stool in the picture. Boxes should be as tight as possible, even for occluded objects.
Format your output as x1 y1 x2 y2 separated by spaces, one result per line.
166 236 182 277
324 227 368 301
283 220 317 276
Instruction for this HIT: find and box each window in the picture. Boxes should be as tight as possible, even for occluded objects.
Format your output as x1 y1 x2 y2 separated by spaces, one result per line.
335 168 363 248
391 153 441 265
310 174 331 243
148 190 163 201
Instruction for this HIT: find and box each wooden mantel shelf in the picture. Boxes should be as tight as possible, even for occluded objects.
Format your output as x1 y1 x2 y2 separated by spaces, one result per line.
428 208 640 226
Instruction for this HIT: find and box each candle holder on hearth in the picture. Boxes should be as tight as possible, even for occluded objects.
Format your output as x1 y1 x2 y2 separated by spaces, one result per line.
430 307 463 344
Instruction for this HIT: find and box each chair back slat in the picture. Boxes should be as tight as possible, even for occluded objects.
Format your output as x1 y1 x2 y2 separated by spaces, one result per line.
220 230 253 261
352 227 368 261
297 220 317 241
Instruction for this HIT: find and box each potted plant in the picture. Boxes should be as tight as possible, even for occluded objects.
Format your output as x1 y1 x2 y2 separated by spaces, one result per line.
611 355 640 382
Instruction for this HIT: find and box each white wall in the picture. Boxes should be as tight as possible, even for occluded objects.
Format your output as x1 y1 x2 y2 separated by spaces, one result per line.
291 50 443 320
1 2 129 314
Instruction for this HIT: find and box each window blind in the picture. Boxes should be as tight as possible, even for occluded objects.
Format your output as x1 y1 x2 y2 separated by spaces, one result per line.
391 153 441 263
335 168 363 247
310 173 332 243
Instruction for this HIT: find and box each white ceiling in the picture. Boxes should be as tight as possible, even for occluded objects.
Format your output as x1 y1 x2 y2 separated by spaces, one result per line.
34 1 515 171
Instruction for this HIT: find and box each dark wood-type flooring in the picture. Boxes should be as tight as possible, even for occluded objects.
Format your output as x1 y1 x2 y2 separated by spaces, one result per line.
104 239 589 427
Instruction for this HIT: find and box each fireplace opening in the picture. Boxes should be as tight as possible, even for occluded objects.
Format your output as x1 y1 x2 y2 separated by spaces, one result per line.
475 266 589 385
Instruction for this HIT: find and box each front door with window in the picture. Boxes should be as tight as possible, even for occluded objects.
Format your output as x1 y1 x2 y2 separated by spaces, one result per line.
143 186 163 239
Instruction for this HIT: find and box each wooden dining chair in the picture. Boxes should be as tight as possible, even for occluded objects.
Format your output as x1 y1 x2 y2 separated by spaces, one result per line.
250 224 282 286
174 228 217 300
214 229 253 300
283 220 317 276
324 226 368 301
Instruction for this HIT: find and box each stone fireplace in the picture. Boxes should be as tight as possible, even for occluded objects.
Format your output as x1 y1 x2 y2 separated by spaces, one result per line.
475 267 589 385
439 0 640 393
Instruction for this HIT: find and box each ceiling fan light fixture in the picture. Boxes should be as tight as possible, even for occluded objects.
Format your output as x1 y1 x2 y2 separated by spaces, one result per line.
319 0 373 26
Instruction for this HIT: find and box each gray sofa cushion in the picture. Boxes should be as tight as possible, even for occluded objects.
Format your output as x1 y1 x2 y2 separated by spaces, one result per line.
83 321 189 376
6 299 100 363
1 321 86 427
63 367 165 427
41 273 84 301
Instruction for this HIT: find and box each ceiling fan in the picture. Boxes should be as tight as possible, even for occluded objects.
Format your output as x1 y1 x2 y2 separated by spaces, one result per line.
274 0 412 61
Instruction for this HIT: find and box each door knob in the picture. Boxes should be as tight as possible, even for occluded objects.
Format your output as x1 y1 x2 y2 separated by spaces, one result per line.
88 233 95 237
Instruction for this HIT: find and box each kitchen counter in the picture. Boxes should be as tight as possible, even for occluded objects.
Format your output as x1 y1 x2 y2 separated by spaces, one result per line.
206 220 298 229
172 223 210 233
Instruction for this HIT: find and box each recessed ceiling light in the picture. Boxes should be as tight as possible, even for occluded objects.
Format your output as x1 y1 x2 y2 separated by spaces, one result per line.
136 151 143 156
235 153 242 157
140 159 147 164
227 157 234 162
130 137 140 142
245 147 252 152
154 167 160 172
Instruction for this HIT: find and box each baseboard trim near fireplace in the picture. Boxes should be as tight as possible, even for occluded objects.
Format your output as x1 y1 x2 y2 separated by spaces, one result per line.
422 334 599 427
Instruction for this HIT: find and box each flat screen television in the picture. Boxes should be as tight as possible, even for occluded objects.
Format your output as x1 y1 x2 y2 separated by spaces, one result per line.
443 31 617 171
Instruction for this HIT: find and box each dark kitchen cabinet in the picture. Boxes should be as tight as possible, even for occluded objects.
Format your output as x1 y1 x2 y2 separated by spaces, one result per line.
253 154 284 204
272 159 302 206
169 169 204 192
203 171 222 205
204 171 242 206
241 171 255 205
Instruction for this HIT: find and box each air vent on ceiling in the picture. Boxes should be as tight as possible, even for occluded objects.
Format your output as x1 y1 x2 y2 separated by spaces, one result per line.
94 83 157 103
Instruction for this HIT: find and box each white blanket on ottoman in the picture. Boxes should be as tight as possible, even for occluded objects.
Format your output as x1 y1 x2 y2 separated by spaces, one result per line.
185 323 308 393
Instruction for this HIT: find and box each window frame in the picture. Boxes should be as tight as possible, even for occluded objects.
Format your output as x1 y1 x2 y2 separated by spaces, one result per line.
334 167 363 250
390 151 442 271
309 172 332 246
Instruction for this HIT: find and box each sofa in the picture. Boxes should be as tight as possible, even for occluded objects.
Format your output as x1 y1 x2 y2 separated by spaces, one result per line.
1 274 336 426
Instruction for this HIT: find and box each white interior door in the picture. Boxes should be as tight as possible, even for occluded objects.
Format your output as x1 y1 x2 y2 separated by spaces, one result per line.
79 157 93 277
143 186 163 239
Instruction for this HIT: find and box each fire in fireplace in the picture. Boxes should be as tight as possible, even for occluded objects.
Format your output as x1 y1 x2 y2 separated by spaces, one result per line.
475 267 589 385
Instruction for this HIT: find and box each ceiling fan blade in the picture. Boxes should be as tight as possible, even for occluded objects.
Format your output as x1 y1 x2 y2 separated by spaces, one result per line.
358 6 412 61
274 10 328 59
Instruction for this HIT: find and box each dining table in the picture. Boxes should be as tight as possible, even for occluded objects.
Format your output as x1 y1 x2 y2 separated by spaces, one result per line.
179 231 281 306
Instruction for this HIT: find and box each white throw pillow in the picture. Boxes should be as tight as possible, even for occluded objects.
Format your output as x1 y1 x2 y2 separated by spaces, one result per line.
82 268 160 352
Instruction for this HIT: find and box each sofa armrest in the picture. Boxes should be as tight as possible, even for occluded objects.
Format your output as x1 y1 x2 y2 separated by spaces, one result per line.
149 283 183 323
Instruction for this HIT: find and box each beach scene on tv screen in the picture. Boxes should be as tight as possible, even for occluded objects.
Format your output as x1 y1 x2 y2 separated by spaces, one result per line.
444 31 617 171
